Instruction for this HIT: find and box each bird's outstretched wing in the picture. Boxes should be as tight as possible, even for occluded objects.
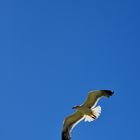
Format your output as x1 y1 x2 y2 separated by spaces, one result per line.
81 90 114 108
62 111 84 140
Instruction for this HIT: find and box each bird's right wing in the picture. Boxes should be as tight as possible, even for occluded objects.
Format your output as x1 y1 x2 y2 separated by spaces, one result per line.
81 90 113 108
62 111 84 140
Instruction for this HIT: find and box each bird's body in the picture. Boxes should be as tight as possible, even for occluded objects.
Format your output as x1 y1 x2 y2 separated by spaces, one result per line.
62 90 114 140
75 106 91 115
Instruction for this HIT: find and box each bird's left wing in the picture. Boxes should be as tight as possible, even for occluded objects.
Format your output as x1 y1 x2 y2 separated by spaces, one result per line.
62 111 84 140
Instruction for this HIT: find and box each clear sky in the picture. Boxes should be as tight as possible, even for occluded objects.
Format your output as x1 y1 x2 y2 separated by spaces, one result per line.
0 0 140 140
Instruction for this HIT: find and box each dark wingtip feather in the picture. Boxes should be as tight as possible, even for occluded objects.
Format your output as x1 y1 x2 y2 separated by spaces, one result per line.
62 131 71 140
102 90 114 97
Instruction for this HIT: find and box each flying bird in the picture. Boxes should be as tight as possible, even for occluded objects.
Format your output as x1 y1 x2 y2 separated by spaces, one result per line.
62 90 114 140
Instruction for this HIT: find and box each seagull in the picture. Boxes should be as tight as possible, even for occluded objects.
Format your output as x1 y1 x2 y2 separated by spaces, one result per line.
62 90 114 140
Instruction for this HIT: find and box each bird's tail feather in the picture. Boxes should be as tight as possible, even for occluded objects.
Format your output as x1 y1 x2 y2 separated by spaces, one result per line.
92 106 101 118
84 115 94 122
84 106 101 122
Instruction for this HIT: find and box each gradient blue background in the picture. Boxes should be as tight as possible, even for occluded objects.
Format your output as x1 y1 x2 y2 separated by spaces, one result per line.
0 0 140 140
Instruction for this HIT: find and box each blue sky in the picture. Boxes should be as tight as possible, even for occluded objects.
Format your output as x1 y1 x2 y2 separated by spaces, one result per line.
0 0 140 140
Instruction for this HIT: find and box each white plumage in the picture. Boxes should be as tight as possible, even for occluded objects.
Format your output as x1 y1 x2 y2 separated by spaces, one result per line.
84 106 101 122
